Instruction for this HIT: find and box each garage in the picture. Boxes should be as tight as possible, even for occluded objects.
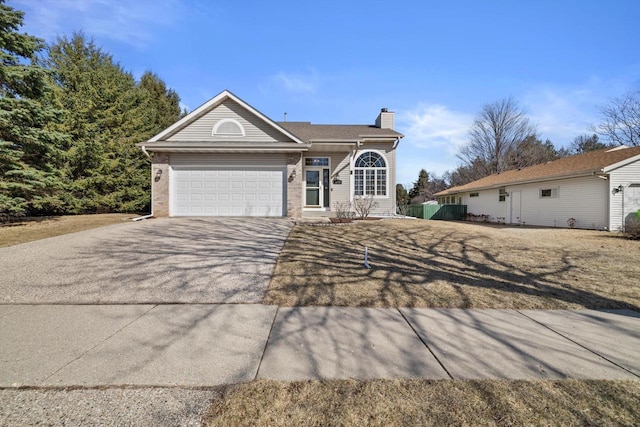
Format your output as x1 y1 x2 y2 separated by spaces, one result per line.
170 154 286 217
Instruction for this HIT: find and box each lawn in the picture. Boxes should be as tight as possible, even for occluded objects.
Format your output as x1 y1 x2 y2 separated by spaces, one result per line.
264 219 640 309
0 213 137 247
205 379 640 426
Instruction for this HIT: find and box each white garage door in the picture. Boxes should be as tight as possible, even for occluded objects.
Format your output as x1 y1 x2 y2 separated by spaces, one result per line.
172 168 285 216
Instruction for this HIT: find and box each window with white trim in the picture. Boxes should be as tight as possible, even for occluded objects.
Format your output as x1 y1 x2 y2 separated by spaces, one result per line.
305 157 329 166
354 151 387 196
540 187 559 198
212 119 245 137
499 187 507 202
470 192 479 197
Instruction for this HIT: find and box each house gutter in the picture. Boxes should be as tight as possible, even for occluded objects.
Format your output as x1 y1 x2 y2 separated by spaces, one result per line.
140 144 151 159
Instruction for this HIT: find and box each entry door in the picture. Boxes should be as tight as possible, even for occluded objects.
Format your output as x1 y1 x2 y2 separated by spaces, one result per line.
305 168 330 207
510 191 521 223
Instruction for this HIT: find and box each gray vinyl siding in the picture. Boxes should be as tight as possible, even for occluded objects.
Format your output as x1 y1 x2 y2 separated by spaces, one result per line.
609 159 640 231
462 175 608 229
303 142 397 215
170 153 286 168
359 142 396 215
167 99 294 142
301 152 350 210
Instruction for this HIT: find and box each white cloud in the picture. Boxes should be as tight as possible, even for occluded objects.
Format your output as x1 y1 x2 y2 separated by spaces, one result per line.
273 69 319 94
13 0 185 48
394 104 474 183
521 74 640 147
524 86 602 146
398 104 473 154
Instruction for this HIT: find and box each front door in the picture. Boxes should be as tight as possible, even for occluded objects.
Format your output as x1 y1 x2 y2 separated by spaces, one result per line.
510 190 521 223
305 168 330 208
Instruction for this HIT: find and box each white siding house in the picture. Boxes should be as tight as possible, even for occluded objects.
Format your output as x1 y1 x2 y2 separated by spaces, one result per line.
435 146 640 231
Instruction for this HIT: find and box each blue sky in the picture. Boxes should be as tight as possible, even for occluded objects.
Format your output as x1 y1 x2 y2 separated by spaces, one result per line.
12 0 640 186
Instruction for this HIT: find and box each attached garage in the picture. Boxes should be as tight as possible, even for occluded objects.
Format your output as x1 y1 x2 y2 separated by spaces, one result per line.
170 154 286 217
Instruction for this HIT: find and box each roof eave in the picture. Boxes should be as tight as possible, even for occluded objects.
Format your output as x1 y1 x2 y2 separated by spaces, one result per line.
603 152 640 173
146 90 307 145
139 142 310 153
437 171 604 195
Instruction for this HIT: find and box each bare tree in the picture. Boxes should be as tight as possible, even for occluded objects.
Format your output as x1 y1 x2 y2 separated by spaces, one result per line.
458 98 537 174
505 136 558 169
592 90 640 146
444 158 492 187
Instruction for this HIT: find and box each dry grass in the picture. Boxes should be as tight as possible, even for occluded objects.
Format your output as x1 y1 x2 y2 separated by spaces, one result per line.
264 219 640 309
204 379 640 426
0 214 136 247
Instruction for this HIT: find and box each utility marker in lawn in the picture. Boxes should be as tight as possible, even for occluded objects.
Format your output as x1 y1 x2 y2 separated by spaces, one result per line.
364 246 371 269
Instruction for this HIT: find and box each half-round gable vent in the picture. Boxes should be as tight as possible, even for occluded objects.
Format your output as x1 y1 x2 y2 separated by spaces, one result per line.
212 119 245 137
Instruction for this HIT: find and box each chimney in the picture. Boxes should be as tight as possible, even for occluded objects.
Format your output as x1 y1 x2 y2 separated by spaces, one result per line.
375 108 394 130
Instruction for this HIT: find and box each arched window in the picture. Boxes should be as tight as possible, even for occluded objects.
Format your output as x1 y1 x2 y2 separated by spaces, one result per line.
212 119 245 137
354 151 387 196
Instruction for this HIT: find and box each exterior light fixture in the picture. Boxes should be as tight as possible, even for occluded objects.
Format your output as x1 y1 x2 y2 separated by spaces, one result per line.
612 185 623 194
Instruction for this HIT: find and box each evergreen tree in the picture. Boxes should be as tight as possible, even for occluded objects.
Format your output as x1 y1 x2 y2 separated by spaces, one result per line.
568 134 610 154
138 71 182 131
46 33 182 213
0 1 66 217
396 183 408 207
408 169 429 203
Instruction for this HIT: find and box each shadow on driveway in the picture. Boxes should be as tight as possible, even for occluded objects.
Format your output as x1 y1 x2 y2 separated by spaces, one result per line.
0 217 291 304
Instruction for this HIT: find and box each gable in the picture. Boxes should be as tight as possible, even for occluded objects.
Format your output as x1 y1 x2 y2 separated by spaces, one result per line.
167 99 295 143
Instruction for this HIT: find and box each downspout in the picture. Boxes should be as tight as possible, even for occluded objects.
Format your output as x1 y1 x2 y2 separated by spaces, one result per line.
133 145 154 221
349 141 363 206
392 137 400 150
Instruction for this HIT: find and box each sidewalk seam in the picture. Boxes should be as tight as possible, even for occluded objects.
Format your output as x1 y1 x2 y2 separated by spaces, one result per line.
397 309 453 379
41 304 159 384
515 310 640 379
254 306 279 380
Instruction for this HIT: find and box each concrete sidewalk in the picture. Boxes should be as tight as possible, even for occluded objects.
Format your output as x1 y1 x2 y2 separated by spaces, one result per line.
1 305 639 387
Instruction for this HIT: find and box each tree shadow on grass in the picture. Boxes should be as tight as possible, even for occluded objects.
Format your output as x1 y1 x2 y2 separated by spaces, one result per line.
265 221 640 310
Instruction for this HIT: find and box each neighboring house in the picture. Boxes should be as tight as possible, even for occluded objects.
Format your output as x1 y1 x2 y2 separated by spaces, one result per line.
434 146 640 231
138 90 403 218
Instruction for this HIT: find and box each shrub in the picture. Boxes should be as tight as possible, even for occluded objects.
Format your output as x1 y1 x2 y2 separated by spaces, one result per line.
333 201 353 220
352 196 378 220
624 210 640 240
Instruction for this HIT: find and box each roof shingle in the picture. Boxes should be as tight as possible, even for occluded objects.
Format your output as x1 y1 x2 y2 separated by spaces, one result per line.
277 121 403 142
436 145 640 195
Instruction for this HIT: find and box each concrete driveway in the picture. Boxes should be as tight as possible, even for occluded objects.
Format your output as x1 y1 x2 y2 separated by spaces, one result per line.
0 217 291 303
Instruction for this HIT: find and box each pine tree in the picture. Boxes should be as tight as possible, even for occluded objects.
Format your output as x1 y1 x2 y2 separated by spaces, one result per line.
46 33 181 213
0 1 67 218
138 71 182 131
408 169 429 202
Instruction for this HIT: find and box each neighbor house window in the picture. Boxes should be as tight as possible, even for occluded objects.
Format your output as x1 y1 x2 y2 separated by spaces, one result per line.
540 187 559 198
305 157 329 166
354 151 387 196
470 192 479 197
499 187 507 202
212 119 245 137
